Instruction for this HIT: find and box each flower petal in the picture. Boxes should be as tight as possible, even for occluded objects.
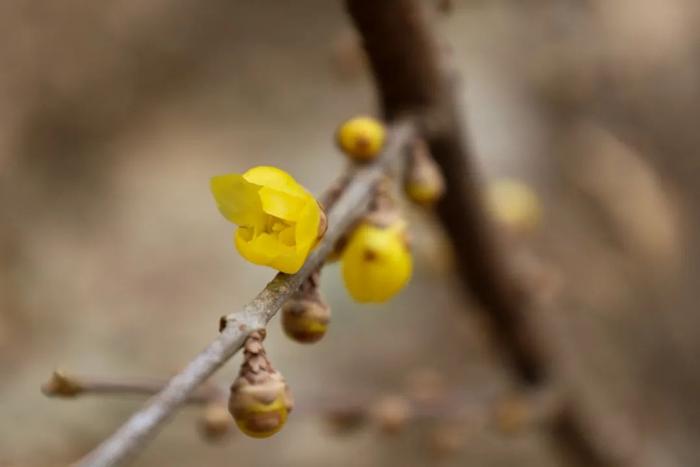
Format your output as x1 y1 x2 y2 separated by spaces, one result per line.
278 226 296 246
235 230 282 265
235 229 306 273
211 174 264 228
258 186 307 221
243 166 309 198
295 200 321 251
271 250 306 274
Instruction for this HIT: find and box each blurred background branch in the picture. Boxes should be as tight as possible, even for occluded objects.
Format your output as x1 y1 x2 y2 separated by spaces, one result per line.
348 1 676 466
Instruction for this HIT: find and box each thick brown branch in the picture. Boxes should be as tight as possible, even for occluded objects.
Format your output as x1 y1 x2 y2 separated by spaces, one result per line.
347 0 547 384
346 1 642 466
73 120 415 467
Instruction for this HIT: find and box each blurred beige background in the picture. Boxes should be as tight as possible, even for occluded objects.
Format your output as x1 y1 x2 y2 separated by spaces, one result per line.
1 1 699 466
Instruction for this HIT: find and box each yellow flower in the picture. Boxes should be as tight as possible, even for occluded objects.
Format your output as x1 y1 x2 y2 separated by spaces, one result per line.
341 221 412 303
336 116 386 161
211 166 324 274
487 178 542 234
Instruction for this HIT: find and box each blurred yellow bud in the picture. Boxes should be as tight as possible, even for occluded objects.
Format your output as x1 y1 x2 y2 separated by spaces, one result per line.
336 116 386 161
198 402 234 441
487 178 542 234
493 395 531 435
341 220 412 303
211 166 325 273
324 407 368 435
372 395 412 434
429 423 467 459
404 139 445 206
282 296 330 344
229 371 293 439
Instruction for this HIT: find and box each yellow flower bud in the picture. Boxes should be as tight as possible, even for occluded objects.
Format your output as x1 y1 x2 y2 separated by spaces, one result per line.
404 139 445 205
198 402 234 441
324 407 368 435
372 395 412 434
493 395 532 435
229 371 293 438
336 116 386 161
211 166 325 273
487 178 542 234
341 220 412 303
282 297 330 344
229 331 294 438
429 423 467 459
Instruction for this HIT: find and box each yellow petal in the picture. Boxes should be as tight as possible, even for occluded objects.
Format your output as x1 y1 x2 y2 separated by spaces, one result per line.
341 223 412 303
235 229 305 274
211 174 264 228
278 226 296 246
270 249 306 274
295 200 321 250
258 186 307 221
243 166 309 198
235 231 281 265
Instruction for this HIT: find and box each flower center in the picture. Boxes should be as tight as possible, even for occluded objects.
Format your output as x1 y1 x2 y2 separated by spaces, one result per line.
264 215 295 247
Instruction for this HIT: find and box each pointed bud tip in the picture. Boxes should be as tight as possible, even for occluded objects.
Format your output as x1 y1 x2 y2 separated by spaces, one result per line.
41 370 83 398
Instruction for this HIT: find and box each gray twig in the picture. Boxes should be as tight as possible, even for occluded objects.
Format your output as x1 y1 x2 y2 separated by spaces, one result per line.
41 370 224 404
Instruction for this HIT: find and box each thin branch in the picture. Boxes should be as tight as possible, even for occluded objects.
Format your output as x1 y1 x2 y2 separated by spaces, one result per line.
73 120 416 467
41 370 224 404
44 370 564 435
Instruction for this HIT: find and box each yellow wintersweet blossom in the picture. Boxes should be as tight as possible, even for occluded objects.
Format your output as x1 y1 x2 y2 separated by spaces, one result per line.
487 178 542 234
341 220 412 303
211 166 324 274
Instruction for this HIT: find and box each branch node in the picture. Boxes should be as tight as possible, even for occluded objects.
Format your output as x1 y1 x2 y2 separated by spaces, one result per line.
41 370 83 398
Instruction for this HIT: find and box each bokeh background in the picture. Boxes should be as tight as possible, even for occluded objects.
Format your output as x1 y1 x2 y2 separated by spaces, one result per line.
1 1 699 466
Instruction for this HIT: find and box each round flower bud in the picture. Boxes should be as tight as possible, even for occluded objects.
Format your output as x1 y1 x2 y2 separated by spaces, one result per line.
404 140 445 206
493 395 531 434
341 220 412 303
487 178 542 234
372 395 412 434
282 296 330 344
198 402 234 441
429 423 466 459
229 370 293 438
336 116 386 162
324 407 368 435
